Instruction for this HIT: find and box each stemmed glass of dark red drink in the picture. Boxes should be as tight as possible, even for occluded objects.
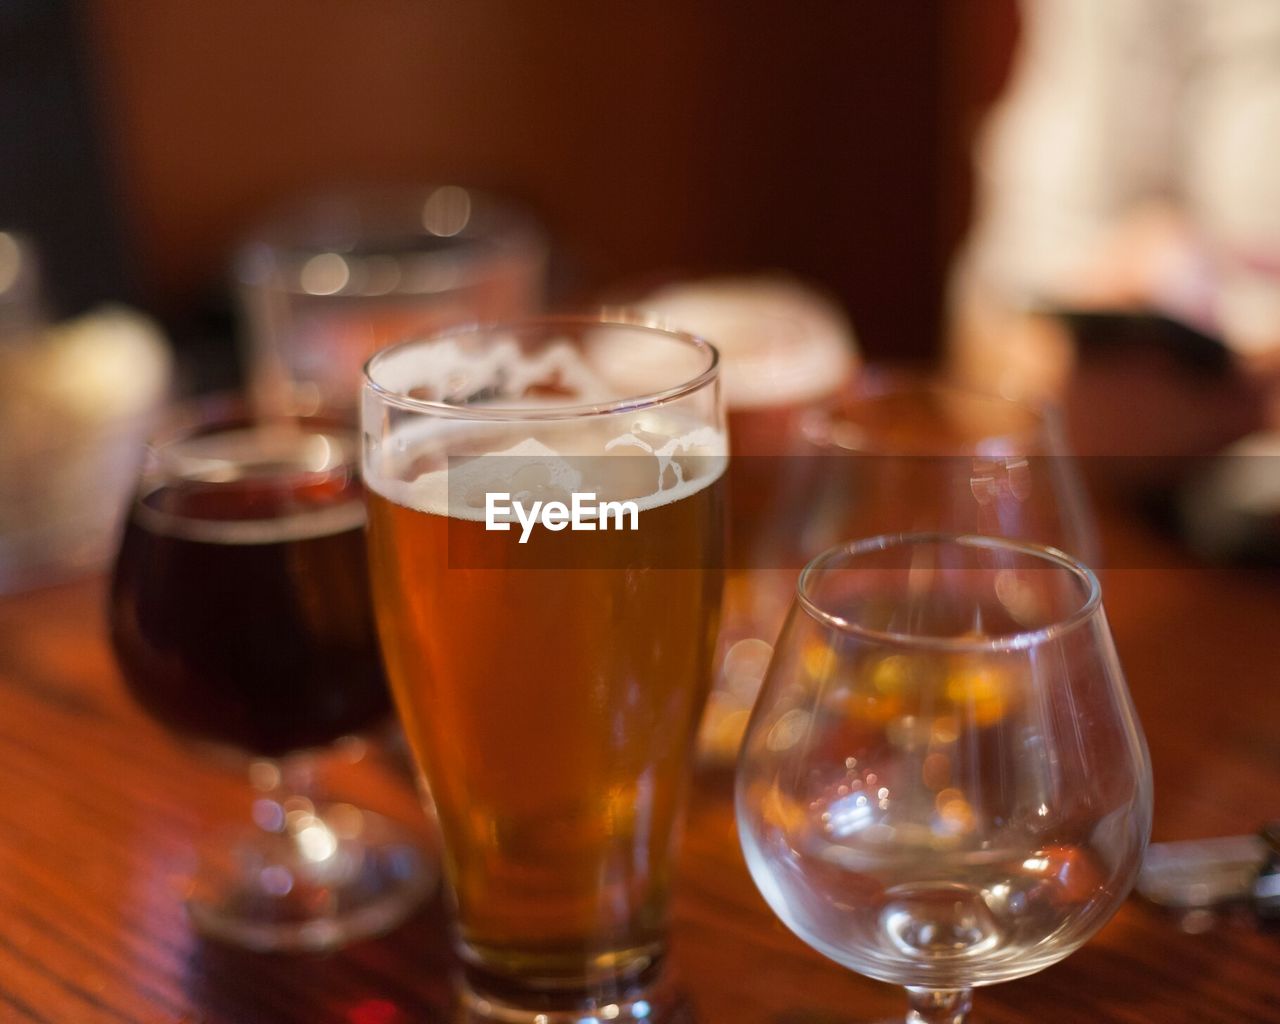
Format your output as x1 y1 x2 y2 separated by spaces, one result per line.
109 398 432 951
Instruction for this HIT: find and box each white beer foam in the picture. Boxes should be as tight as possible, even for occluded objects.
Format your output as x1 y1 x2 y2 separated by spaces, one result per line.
638 276 859 409
605 423 723 492
377 424 726 521
404 437 583 521
367 332 726 519
372 335 616 406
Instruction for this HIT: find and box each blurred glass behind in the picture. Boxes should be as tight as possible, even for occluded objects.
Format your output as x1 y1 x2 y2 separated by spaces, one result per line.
236 185 546 415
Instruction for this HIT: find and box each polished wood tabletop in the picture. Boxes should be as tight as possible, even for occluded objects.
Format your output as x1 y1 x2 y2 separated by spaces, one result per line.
1 501 1278 1024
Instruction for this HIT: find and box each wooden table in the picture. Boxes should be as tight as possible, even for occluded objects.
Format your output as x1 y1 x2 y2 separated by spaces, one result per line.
1 503 1277 1024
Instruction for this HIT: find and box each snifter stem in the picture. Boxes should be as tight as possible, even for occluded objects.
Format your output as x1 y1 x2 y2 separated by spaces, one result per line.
185 751 433 952
905 987 972 1023
250 755 342 877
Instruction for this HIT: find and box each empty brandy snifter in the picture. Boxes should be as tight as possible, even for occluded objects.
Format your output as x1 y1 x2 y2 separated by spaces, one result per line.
737 533 1152 1023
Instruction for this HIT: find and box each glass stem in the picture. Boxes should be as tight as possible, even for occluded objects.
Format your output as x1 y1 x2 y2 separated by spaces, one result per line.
905 987 972 1024
249 754 342 878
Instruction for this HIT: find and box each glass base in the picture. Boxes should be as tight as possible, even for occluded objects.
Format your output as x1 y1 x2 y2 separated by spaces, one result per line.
456 989 661 1024
454 957 687 1024
187 804 434 952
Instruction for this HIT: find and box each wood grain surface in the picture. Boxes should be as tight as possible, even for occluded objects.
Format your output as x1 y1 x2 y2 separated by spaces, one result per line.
0 502 1277 1023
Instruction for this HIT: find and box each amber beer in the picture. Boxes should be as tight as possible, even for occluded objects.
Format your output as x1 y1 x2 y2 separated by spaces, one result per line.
361 318 725 1012
366 467 722 987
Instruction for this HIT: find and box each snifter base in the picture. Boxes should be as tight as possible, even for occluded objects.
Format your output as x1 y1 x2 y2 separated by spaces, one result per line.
186 807 434 953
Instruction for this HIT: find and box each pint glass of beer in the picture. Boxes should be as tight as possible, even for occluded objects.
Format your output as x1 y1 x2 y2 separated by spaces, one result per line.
361 316 726 1020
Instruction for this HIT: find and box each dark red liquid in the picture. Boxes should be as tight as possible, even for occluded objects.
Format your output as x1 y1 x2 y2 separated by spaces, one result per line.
109 467 391 757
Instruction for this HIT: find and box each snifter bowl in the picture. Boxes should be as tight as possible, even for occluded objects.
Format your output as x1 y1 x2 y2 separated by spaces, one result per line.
799 370 1097 566
362 315 726 1022
737 533 1151 1023
703 369 1099 764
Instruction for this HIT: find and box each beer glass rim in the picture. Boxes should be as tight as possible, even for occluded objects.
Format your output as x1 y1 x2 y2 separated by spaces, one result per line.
362 313 721 421
795 532 1102 652
142 392 358 482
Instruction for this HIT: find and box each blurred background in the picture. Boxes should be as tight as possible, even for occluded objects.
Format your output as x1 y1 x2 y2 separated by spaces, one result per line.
5 0 1280 590
0 0 1015 374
